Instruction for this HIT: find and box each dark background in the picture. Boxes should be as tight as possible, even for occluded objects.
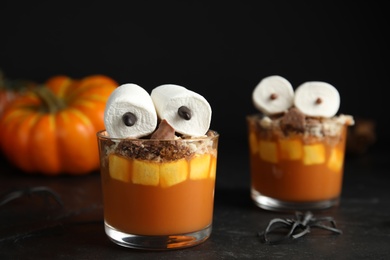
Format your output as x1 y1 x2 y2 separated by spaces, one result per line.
1 2 390 258
1 1 388 152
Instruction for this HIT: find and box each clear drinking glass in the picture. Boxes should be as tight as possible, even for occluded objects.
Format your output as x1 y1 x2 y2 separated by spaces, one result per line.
97 130 219 250
247 114 350 211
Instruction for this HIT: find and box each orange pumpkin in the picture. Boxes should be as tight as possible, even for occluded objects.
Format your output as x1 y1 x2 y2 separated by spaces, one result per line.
0 74 118 175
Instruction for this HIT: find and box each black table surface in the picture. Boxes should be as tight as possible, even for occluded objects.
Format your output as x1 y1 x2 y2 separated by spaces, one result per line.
1 146 389 260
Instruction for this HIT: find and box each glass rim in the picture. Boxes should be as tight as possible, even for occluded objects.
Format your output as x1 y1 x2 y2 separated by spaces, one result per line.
97 129 219 142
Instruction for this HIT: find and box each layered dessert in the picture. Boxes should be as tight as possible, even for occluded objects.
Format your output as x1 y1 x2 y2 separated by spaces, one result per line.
98 122 218 236
97 83 218 247
247 76 354 210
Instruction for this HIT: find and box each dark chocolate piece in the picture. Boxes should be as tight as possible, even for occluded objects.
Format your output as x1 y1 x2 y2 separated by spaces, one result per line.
280 107 306 132
150 119 176 140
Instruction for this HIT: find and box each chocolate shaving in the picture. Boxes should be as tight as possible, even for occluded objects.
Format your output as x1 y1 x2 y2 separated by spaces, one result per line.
258 211 342 244
150 119 176 140
280 107 306 133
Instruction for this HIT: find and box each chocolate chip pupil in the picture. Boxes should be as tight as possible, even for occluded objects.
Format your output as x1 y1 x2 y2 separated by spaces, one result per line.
270 93 278 100
315 97 322 104
122 112 137 126
178 106 192 120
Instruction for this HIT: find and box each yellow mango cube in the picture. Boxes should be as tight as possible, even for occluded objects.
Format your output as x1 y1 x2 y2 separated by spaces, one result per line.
303 144 325 165
259 140 278 163
109 154 132 182
327 148 344 172
248 132 258 154
132 159 159 186
160 159 188 188
190 154 211 180
209 156 217 180
279 139 303 160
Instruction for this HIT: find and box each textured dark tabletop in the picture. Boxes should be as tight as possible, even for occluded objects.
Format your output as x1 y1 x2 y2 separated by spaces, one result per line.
0 146 389 260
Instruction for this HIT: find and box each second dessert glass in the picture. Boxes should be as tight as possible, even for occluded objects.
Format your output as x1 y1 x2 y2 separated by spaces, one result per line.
247 114 350 211
247 76 354 212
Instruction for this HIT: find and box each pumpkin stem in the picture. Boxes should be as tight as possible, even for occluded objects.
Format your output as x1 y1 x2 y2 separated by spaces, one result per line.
33 86 66 113
0 70 6 90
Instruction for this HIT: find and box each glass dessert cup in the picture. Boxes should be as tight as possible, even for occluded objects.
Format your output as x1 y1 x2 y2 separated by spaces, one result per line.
97 130 219 250
247 115 349 212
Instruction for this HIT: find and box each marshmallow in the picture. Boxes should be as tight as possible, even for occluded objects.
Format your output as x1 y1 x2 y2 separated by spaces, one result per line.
252 75 294 115
151 84 211 137
294 81 340 118
104 83 157 138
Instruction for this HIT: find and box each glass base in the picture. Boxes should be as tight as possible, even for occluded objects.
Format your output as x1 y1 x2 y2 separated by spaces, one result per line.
251 188 339 212
105 222 212 250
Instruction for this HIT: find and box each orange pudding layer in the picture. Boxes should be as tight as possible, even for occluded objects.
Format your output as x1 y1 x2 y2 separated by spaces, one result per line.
100 154 217 236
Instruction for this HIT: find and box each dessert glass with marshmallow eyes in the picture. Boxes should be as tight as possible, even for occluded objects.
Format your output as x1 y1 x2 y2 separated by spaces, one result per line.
247 75 354 212
97 83 219 250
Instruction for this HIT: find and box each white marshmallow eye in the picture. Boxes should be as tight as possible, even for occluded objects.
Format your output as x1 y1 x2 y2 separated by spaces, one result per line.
252 75 295 115
151 84 212 137
104 83 158 139
294 81 340 118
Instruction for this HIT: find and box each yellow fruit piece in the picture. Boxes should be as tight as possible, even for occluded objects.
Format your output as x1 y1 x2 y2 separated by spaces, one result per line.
259 140 278 163
327 148 344 172
132 159 159 186
248 132 258 154
190 154 211 180
109 154 132 182
160 159 188 188
209 156 217 180
279 139 303 160
303 144 325 165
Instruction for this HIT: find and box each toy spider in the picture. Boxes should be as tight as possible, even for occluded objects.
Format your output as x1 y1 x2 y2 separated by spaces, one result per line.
258 211 342 244
0 186 63 208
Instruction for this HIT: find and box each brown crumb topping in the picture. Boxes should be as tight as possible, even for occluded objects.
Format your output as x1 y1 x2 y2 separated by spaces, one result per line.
115 139 192 162
248 107 354 145
106 120 216 162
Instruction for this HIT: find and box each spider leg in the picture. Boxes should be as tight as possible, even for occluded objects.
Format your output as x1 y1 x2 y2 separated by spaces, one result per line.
0 189 27 207
310 223 343 234
292 225 311 239
261 218 300 244
258 218 290 236
0 186 63 208
308 215 343 234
